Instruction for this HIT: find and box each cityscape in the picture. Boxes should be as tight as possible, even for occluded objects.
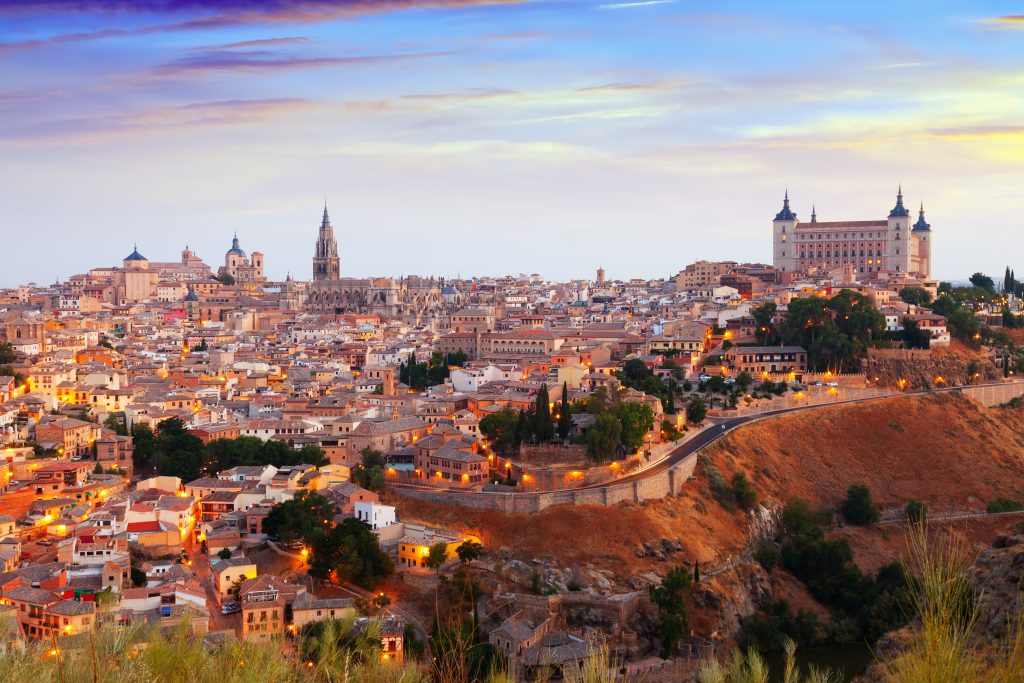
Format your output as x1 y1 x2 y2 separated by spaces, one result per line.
1 2 1023 683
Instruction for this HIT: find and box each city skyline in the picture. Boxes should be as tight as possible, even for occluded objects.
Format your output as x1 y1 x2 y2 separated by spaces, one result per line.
3 0 1024 286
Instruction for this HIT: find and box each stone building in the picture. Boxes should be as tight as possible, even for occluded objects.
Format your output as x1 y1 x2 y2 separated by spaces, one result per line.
772 188 932 279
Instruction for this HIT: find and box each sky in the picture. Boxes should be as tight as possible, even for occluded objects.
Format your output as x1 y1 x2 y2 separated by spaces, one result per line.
1 0 1023 287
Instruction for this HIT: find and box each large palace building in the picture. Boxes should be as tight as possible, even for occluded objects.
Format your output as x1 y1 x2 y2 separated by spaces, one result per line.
772 188 932 279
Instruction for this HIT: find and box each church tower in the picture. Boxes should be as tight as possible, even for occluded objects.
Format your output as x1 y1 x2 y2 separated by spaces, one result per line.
885 186 912 275
313 204 340 282
772 190 799 273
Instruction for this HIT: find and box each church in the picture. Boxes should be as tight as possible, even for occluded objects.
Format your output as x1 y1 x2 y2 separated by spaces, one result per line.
305 205 448 323
772 187 932 279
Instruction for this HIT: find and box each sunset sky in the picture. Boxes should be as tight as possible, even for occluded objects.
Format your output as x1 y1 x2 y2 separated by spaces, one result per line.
2 0 1023 286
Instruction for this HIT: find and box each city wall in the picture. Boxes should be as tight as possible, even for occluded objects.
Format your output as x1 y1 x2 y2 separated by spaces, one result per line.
959 382 1024 407
394 455 698 513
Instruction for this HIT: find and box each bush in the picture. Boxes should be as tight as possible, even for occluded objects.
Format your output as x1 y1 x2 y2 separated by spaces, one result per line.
737 599 822 653
987 497 1023 513
704 464 727 495
841 484 880 526
730 472 757 510
754 541 781 571
905 500 927 524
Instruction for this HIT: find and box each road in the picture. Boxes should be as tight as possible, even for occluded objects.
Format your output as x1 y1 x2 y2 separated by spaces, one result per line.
393 382 1021 497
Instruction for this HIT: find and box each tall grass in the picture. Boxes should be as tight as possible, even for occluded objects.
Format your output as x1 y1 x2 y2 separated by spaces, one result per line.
698 640 835 683
880 525 1024 683
0 620 426 683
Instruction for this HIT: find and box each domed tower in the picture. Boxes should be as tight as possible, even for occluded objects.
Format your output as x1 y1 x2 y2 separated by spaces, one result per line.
313 204 340 281
912 202 932 279
885 186 912 274
123 244 148 271
772 190 799 272
225 233 246 276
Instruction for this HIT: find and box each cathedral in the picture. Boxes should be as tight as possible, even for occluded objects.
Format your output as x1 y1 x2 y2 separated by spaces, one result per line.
772 187 932 279
218 234 266 284
305 205 448 323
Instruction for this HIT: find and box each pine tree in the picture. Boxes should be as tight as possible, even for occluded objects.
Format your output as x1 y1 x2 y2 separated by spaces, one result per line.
557 381 573 440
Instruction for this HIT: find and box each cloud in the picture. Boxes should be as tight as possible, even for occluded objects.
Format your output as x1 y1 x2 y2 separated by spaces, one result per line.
0 97 314 143
575 81 680 94
151 49 455 77
981 15 1024 29
599 0 675 9
210 36 311 49
0 0 526 52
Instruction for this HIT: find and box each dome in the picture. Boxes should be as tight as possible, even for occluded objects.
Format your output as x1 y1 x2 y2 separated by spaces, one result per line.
226 234 246 258
184 288 199 302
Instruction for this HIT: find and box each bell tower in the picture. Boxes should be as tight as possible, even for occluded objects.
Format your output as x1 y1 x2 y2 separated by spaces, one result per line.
313 204 340 281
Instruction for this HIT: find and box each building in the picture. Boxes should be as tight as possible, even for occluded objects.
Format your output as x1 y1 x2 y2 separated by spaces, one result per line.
772 188 932 278
675 260 737 290
724 346 808 375
354 501 396 530
238 575 286 641
219 234 266 284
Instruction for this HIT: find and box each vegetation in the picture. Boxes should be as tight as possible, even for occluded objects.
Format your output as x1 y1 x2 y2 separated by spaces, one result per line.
686 396 708 425
352 447 386 491
0 621 427 683
399 351 467 391
425 542 449 573
649 564 693 658
532 383 555 442
478 410 522 456
585 413 621 463
737 600 822 653
143 417 327 481
774 499 911 646
905 499 927 524
986 497 1023 513
779 290 885 372
840 484 880 526
455 540 484 565
557 381 573 440
699 640 836 683
899 286 933 306
616 358 671 404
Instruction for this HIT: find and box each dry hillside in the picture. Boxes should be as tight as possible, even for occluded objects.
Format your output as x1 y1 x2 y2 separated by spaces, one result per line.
396 394 1024 583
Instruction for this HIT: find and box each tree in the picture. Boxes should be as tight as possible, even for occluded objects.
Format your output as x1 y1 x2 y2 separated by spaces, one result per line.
532 384 555 442
352 447 385 491
425 542 449 573
649 565 693 658
557 381 572 440
307 518 393 587
686 397 707 425
585 413 621 463
899 287 933 306
215 273 236 286
93 461 103 475
0 342 16 365
693 560 700 584
969 272 995 293
103 414 127 436
130 422 155 470
263 491 336 545
841 484 880 526
735 371 753 392
752 302 778 344
455 540 483 565
480 410 521 456
217 548 232 560
902 317 932 350
616 401 655 452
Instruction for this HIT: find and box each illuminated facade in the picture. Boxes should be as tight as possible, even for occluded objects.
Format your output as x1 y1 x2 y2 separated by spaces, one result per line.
772 188 932 279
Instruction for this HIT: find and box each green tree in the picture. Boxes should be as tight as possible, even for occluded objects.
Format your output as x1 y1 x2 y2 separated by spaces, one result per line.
308 517 394 588
103 414 128 436
841 484 880 526
686 397 707 425
130 422 155 471
616 401 655 451
902 317 932 349
557 381 573 440
899 287 933 306
752 302 778 344
217 548 232 560
425 542 449 574
351 447 385 491
649 565 693 658
905 500 927 524
731 472 757 510
263 491 336 545
455 540 483 565
585 413 621 463
532 384 555 442
969 272 996 293
479 410 521 456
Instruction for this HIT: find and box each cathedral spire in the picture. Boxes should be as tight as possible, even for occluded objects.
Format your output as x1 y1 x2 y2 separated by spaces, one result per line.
889 185 909 218
811 204 817 223
913 201 931 231
774 189 796 220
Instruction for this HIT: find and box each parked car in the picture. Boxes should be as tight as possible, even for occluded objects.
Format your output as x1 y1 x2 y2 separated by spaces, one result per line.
826 381 839 387
220 602 241 615
19 551 31 560
698 374 712 382
38 538 54 546
724 377 736 385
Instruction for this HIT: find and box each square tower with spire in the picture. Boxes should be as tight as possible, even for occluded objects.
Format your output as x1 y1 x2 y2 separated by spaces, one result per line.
313 204 340 281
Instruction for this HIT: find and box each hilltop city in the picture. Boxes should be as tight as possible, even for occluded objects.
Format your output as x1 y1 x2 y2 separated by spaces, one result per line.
0 189 1022 681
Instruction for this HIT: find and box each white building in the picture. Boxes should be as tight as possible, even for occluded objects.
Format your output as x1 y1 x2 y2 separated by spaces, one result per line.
355 501 396 531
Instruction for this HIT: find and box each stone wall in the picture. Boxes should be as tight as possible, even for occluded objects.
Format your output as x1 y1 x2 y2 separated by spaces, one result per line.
393 454 698 513
959 382 1024 407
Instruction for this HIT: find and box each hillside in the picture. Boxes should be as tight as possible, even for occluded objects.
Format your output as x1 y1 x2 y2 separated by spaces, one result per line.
398 393 1024 586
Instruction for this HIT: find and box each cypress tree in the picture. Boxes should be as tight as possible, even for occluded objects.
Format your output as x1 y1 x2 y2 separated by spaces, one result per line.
557 381 573 440
534 384 554 442
694 560 701 583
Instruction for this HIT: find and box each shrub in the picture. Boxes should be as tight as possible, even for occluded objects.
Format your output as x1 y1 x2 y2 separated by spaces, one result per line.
841 483 880 525
987 497 1023 513
753 541 781 571
731 472 757 510
888 422 905 432
704 464 727 495
905 500 927 524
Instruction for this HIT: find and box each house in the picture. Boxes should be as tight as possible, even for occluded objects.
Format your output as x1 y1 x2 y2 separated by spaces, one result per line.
94 433 133 476
354 501 396 531
210 557 257 600
290 594 356 630
238 576 288 641
723 345 808 376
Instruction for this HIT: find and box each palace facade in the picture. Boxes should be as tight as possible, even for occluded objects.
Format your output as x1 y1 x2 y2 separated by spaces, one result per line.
772 188 932 279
